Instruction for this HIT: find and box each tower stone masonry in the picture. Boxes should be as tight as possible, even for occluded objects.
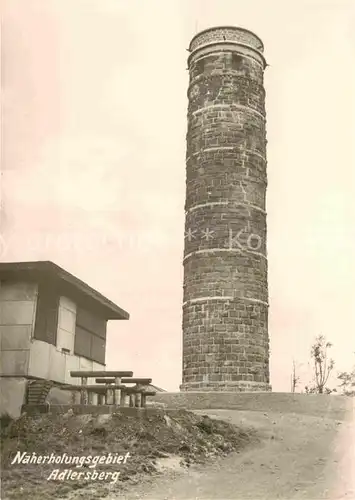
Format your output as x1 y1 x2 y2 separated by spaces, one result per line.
181 26 271 392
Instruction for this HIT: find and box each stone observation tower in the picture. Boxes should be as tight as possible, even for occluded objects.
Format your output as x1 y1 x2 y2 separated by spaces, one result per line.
181 26 271 392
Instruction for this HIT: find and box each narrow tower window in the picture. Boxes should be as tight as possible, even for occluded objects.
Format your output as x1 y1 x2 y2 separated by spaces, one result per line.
195 58 205 75
232 53 243 70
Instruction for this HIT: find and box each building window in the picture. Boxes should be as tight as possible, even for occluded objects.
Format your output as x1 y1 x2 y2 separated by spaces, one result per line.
232 53 243 70
56 297 76 354
74 307 107 365
195 58 205 75
33 284 59 345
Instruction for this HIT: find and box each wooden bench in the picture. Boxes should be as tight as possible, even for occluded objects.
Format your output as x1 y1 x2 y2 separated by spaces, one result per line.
117 387 156 407
70 371 133 405
63 384 156 407
68 371 156 408
95 378 152 384
70 371 134 378
95 377 153 407
63 384 126 405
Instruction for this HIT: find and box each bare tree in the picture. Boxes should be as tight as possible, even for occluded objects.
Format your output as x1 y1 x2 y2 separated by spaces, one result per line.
291 359 300 393
310 335 335 394
338 353 355 396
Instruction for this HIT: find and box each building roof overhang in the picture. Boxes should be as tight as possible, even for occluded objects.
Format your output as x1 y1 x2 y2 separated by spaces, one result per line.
0 261 129 320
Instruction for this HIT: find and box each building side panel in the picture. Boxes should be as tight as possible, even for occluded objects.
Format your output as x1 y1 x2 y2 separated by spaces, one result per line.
0 281 37 377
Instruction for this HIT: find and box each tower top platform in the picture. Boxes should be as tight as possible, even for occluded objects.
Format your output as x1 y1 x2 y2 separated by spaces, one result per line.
189 26 264 54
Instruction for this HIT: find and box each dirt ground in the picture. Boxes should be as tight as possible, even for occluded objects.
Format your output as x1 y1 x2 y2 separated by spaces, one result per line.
0 409 254 500
117 409 355 500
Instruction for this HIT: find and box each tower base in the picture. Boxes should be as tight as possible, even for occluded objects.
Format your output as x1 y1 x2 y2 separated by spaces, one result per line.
180 381 272 392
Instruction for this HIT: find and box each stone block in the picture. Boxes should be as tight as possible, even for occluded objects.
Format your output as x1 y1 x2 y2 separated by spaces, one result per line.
0 350 30 376
59 295 77 314
28 340 50 379
92 361 105 371
0 301 36 326
79 356 93 371
0 282 37 301
58 306 76 334
0 325 31 350
64 355 80 384
48 347 66 383
56 328 74 353
0 377 27 418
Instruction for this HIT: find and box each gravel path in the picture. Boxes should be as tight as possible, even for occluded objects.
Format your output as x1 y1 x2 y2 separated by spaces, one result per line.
118 408 354 500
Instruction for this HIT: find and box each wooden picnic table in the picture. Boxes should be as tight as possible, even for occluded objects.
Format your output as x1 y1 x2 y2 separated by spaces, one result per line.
95 378 152 384
70 371 133 405
70 371 133 378
95 377 153 407
68 371 155 407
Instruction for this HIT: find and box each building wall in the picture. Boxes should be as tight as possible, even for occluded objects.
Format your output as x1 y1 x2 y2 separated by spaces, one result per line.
0 282 105 416
74 307 107 365
57 296 76 354
0 281 38 377
28 340 105 385
0 281 105 384
0 377 28 418
182 27 270 391
28 294 104 385
0 281 38 417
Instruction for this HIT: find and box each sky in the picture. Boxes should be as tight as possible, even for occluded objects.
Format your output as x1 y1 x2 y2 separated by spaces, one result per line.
1 0 355 391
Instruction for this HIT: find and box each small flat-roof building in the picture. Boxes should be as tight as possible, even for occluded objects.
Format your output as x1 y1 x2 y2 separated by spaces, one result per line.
0 261 129 416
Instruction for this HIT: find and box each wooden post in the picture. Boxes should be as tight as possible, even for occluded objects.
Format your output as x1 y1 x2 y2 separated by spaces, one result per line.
141 393 147 408
135 384 142 407
81 377 88 405
114 377 121 405
103 382 111 405
120 389 126 407
129 394 135 407
107 386 114 405
71 390 76 405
